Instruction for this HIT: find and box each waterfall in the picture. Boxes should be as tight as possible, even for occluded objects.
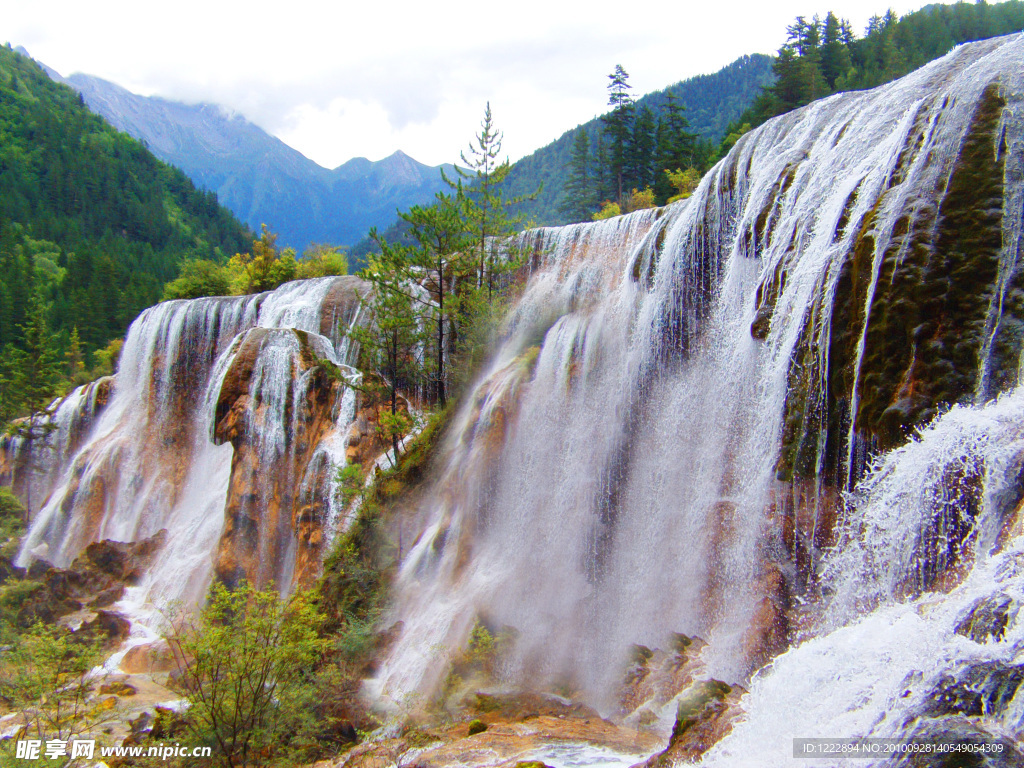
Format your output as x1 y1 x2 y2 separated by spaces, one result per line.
376 33 1024 720
700 389 1024 766
4 31 1024 760
13 276 368 612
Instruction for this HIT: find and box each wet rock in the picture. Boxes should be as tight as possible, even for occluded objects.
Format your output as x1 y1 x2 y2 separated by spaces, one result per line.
213 326 380 591
99 680 137 696
884 717 1024 767
638 679 743 767
17 533 164 627
82 530 167 584
954 594 1014 643
319 276 371 342
26 559 52 580
463 692 600 722
468 719 488 735
124 710 153 744
741 564 790 670
89 584 126 608
81 610 131 646
213 327 270 443
23 531 165 622
119 641 176 674
923 661 1024 718
750 305 772 340
617 633 709 721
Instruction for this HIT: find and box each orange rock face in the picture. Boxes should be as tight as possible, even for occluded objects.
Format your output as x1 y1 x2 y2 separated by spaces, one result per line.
213 328 351 591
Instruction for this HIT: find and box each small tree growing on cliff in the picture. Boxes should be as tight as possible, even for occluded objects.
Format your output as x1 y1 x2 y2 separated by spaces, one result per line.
351 248 424 462
368 191 475 407
447 103 535 301
4 294 64 521
168 581 328 768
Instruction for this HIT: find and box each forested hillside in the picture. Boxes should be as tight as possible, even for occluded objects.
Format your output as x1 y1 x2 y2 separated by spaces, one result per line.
730 0 1024 142
0 44 251 361
501 0 1024 227
499 54 775 226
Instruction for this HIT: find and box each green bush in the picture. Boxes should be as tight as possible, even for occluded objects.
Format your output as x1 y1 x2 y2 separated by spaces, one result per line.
162 259 232 300
168 581 329 768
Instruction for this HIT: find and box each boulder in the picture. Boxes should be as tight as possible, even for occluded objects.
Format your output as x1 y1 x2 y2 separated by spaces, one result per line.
638 679 743 767
923 661 1024 719
82 530 167 584
81 610 131 646
119 641 176 674
99 680 137 696
17 531 165 626
884 717 1024 767
954 593 1014 643
750 306 772 340
89 584 126 609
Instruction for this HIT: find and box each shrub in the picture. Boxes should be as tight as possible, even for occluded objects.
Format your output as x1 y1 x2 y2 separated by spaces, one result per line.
168 581 329 768
161 259 232 300
0 622 108 743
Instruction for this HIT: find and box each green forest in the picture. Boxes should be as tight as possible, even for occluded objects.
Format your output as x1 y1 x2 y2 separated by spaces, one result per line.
498 54 775 226
729 0 1024 150
0 44 252 422
536 0 1024 225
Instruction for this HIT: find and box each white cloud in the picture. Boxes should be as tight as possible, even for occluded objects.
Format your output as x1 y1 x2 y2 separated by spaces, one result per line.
1 0 975 167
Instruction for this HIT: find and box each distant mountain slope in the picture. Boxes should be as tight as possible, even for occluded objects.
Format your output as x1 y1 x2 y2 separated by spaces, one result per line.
33 61 453 251
0 44 251 353
501 54 775 225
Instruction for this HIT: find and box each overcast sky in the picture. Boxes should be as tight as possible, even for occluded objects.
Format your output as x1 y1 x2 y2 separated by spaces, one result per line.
4 0 967 168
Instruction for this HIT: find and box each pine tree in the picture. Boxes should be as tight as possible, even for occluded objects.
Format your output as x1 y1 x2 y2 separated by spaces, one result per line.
591 132 611 207
6 294 64 520
766 15 829 115
353 251 424 462
559 128 594 222
654 93 699 202
0 344 19 427
448 103 529 298
602 65 635 206
66 326 85 384
820 11 852 88
627 105 657 192
371 191 474 407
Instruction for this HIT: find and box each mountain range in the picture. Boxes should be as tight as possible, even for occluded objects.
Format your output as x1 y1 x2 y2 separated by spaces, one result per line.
22 49 453 252
21 48 774 252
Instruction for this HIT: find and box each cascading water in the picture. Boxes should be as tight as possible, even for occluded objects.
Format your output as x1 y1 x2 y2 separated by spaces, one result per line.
700 390 1024 766
375 32 1024 747
3 31 1023 765
0 375 113 517
13 275 368 612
